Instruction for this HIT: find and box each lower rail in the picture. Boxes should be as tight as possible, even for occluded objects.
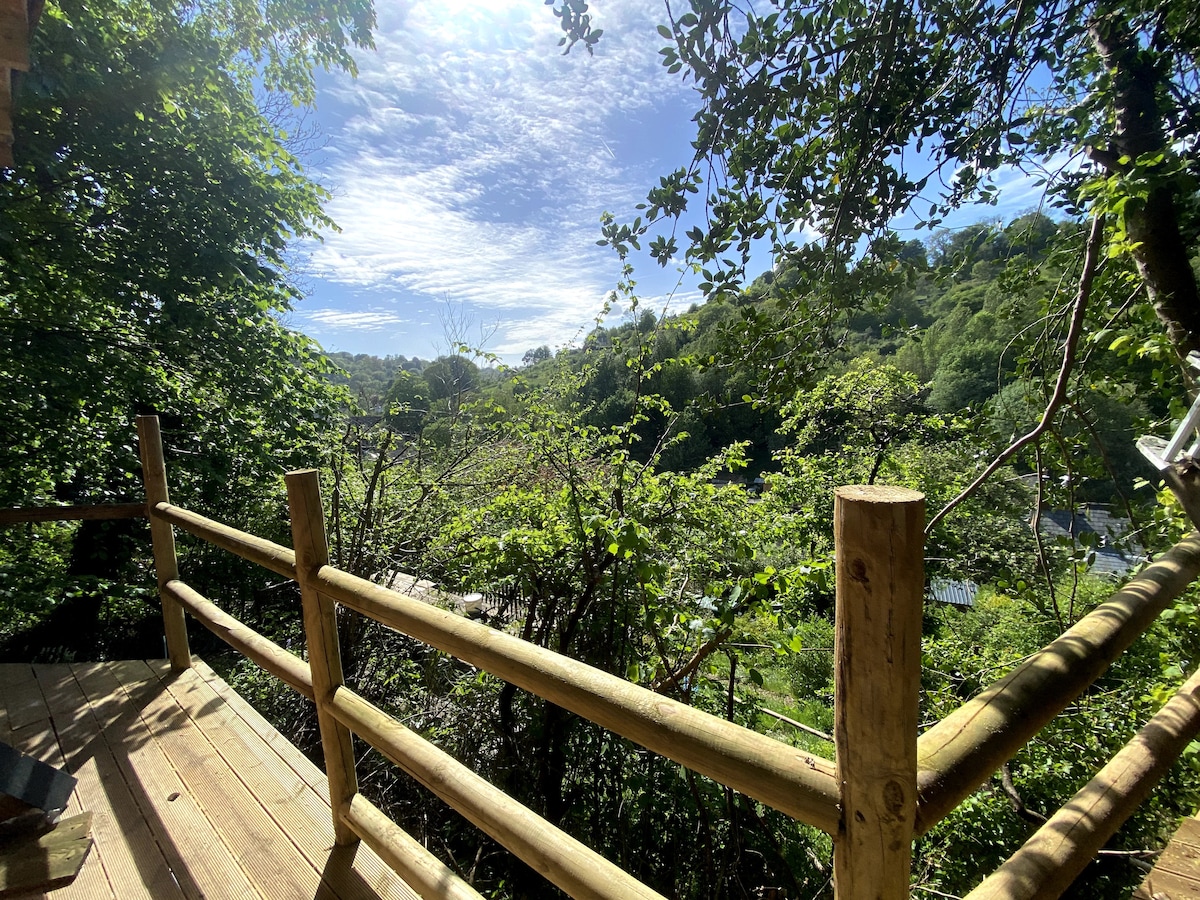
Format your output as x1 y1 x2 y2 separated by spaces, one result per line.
316 564 843 834
965 663 1200 899
329 686 668 900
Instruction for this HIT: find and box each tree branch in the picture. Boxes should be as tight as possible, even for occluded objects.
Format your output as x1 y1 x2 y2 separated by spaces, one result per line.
999 762 1048 825
927 213 1106 535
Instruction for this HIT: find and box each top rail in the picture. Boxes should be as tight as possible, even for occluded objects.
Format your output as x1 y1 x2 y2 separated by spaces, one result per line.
315 564 843 835
914 532 1200 833
153 501 297 580
0 503 146 525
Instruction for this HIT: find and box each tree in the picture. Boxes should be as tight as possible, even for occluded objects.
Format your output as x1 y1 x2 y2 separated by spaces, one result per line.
0 0 373 653
423 355 480 407
1 0 373 509
560 0 1198 365
383 370 431 436
521 345 553 367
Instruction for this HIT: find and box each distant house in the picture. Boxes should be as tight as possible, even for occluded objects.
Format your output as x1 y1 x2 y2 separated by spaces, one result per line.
1036 504 1143 577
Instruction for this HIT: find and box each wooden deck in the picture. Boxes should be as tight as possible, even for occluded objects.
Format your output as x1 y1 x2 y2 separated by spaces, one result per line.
1137 815 1200 900
0 658 420 900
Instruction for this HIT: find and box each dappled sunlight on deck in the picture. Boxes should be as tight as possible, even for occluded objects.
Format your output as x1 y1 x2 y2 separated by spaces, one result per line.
0 659 419 900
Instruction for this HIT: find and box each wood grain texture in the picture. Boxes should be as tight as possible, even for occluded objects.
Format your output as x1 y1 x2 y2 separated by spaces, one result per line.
832 485 925 900
315 564 841 834
137 415 189 671
34 664 179 900
154 502 297 580
0 813 93 895
287 469 359 847
917 531 1200 833
0 661 421 900
162 579 314 700
183 661 419 899
330 685 668 900
966 664 1200 900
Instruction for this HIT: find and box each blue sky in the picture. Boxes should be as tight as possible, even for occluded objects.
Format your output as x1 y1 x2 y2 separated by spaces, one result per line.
288 0 1070 365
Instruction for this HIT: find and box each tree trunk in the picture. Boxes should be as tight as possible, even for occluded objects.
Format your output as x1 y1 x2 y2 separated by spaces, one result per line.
1090 15 1200 360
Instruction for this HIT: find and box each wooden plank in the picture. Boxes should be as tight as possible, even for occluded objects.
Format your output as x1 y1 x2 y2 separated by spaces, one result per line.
160 671 336 873
187 660 328 796
187 661 424 899
0 663 45 732
1176 817 1200 849
1134 818 1200 899
832 485 925 900
71 662 263 900
163 665 419 900
1136 866 1200 900
18 667 112 900
36 664 180 900
106 660 329 900
0 812 93 896
0 670 72 814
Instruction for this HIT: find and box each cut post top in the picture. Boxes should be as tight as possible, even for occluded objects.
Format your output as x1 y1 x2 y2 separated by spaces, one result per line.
835 485 925 504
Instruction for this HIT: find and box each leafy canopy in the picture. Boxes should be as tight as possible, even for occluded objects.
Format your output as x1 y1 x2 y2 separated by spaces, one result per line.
0 0 373 511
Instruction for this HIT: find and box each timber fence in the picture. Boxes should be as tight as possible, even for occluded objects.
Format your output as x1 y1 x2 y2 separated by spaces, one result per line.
3 413 1200 899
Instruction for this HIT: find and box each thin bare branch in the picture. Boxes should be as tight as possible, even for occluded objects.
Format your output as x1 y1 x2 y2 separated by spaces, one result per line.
926 213 1107 535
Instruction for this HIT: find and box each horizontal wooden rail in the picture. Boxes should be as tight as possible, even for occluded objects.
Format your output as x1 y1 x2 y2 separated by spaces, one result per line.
0 503 146 525
915 532 1200 833
329 686 668 900
315 565 842 835
153 502 297 580
964 663 1200 900
162 579 314 701
342 793 484 900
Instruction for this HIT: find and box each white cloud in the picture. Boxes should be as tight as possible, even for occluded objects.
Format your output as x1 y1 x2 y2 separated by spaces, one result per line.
300 0 693 358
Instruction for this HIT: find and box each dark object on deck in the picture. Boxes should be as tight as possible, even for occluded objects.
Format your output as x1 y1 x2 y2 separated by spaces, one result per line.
0 741 76 828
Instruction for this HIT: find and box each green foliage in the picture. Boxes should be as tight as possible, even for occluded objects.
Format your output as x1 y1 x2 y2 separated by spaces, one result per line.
325 352 427 410
917 586 1200 896
0 0 361 516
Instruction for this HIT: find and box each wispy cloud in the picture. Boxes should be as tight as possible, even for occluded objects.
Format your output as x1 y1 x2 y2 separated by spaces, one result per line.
300 0 692 357
303 309 409 330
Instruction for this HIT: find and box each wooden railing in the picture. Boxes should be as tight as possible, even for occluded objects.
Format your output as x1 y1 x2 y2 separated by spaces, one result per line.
5 413 1200 899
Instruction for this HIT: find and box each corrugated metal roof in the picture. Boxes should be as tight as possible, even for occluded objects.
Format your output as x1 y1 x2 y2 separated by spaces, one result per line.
928 578 978 607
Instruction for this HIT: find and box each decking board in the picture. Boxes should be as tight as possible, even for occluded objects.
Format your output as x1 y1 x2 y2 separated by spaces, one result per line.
1137 816 1200 899
106 659 331 900
160 665 411 899
33 663 182 900
72 660 267 900
0 661 421 900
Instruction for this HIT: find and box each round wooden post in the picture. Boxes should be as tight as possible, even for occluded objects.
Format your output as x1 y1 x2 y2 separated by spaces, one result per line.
833 485 925 900
287 468 359 846
136 415 190 671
